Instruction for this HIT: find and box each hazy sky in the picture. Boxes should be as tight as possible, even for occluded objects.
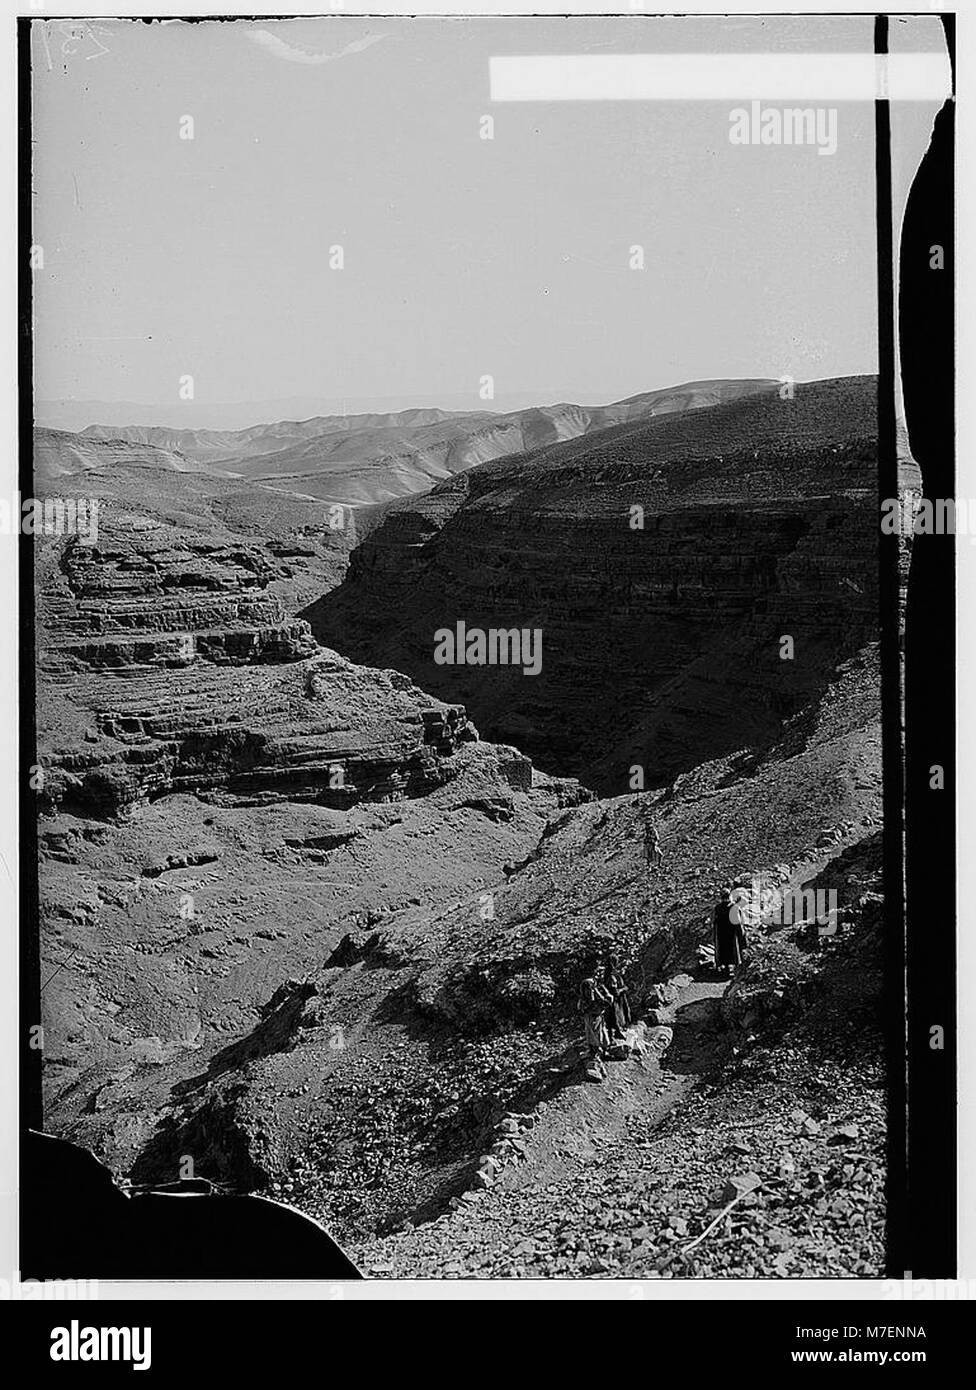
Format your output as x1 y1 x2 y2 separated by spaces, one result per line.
31 14 945 424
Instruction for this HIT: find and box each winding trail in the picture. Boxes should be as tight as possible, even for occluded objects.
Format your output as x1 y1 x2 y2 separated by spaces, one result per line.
357 970 739 1276
494 972 733 1193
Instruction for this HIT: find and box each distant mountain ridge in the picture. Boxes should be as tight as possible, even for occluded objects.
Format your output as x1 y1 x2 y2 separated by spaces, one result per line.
34 380 780 436
77 406 463 465
33 427 236 482
55 379 782 508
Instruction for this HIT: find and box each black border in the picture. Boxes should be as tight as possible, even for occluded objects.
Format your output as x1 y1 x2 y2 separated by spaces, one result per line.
19 14 42 1143
16 9 958 1284
898 14 957 1280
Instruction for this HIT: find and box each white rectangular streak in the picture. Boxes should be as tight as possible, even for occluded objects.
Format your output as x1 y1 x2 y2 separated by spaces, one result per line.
490 54 952 104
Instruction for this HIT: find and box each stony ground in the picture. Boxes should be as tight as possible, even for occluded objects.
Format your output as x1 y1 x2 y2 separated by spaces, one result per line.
353 860 885 1279
40 643 886 1278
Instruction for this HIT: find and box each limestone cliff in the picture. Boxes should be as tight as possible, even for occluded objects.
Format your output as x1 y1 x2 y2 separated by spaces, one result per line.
304 377 879 791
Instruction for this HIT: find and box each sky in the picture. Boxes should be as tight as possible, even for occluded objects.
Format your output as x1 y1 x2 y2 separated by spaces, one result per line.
30 13 946 427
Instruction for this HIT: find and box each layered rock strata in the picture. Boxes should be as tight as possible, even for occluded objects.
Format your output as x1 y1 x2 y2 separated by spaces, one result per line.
35 510 481 817
305 378 879 791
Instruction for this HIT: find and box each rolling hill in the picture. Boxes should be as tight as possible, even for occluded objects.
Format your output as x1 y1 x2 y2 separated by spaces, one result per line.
69 378 781 507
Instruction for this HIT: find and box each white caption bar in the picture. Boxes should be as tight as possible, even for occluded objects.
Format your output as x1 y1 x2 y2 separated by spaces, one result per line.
490 53 953 103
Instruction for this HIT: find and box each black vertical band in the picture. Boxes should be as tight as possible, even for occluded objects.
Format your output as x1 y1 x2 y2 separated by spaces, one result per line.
898 15 957 1276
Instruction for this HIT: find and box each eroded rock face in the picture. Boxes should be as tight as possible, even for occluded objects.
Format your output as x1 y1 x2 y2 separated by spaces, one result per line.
41 529 314 662
305 378 879 792
33 456 593 1184
36 511 482 817
41 646 881 1243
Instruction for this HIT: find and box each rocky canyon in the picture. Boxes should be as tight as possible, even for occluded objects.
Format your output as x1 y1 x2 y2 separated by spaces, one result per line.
32 377 891 1277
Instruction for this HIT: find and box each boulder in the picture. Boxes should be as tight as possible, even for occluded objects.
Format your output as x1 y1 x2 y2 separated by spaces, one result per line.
646 981 680 1008
827 1124 860 1145
646 1007 675 1026
623 1022 652 1055
722 1172 763 1202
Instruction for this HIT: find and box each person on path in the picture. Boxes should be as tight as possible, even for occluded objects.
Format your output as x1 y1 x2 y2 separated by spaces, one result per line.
642 811 663 872
602 958 632 1039
578 975 613 1061
712 885 747 978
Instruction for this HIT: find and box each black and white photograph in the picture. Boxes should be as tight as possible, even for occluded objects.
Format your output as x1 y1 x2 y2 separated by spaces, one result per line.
5 0 966 1331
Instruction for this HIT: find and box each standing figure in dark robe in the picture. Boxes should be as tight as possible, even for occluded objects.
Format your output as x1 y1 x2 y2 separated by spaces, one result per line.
602 958 632 1040
578 976 613 1060
642 812 663 873
713 889 747 978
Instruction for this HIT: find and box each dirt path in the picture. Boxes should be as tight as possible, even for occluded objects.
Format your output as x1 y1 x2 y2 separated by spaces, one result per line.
356 970 736 1276
495 973 731 1190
